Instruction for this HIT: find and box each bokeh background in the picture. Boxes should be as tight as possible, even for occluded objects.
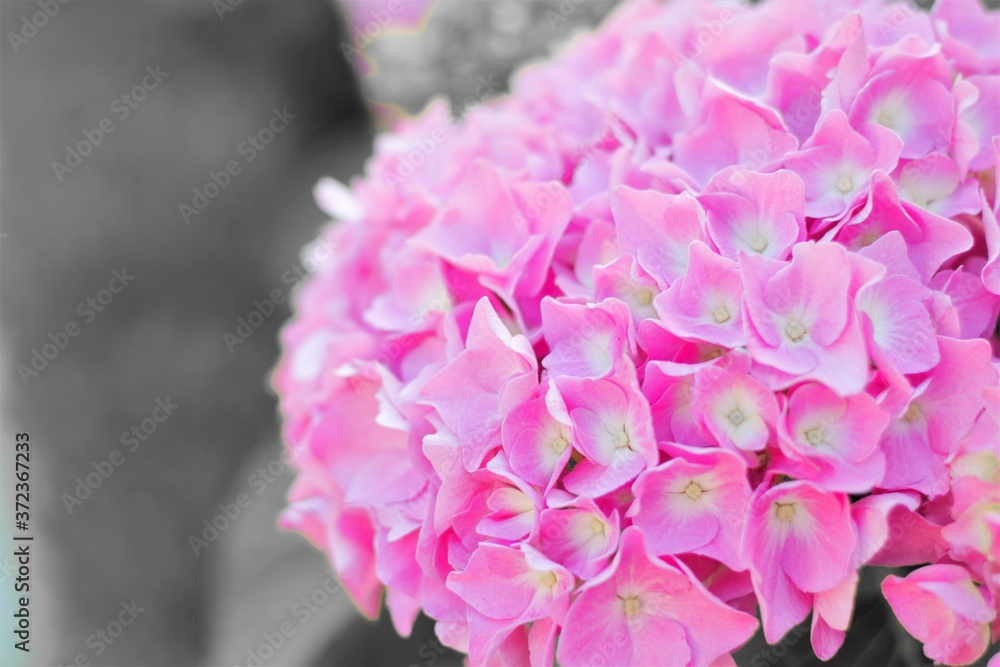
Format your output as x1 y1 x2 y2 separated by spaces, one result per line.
0 1 996 666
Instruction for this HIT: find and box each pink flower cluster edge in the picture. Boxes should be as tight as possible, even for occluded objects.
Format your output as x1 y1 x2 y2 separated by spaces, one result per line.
274 0 1000 665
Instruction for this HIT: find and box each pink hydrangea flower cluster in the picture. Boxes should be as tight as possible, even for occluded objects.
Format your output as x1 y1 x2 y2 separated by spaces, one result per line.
274 0 1000 664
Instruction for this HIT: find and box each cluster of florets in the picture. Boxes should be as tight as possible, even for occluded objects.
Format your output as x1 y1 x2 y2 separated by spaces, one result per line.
274 0 1000 664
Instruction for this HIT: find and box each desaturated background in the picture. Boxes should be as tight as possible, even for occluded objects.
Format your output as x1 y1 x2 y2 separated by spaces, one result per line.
0 1 996 667
0 1 616 665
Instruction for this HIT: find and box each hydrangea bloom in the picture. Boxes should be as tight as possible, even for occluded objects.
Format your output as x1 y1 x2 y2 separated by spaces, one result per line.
275 0 1000 664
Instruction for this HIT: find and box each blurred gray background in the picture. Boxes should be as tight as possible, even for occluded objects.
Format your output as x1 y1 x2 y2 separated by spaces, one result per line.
1 1 995 666
0 2 617 665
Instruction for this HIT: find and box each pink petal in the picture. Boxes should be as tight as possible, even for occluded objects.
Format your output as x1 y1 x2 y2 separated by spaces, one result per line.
655 241 746 349
883 564 995 666
420 298 538 471
611 186 707 286
538 497 620 579
742 481 857 641
700 168 806 261
629 446 750 569
558 528 757 667
446 544 573 623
